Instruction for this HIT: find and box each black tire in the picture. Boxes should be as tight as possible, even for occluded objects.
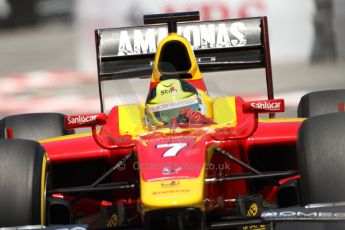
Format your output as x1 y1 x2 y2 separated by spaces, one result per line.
0 113 74 141
0 139 48 227
297 89 345 118
297 112 345 204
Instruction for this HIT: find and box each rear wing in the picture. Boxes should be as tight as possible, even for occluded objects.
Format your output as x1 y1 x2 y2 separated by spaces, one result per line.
95 16 274 111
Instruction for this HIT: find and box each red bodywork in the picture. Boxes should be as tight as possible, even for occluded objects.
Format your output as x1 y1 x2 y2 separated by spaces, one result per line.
39 13 303 227
41 95 302 226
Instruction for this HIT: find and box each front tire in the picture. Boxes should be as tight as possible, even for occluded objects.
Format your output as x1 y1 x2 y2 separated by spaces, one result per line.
297 112 345 204
0 139 48 227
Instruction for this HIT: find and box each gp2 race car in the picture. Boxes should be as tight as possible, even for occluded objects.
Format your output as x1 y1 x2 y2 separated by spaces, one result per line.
1 11 345 230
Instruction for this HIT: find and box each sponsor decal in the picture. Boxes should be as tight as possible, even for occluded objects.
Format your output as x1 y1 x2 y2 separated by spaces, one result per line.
250 101 280 110
64 113 107 129
243 203 267 230
67 115 97 125
242 225 266 230
98 19 261 58
247 203 259 216
262 211 345 219
163 167 182 175
117 22 247 56
243 99 285 113
106 214 118 227
161 180 180 187
160 86 178 95
152 189 190 195
146 97 198 112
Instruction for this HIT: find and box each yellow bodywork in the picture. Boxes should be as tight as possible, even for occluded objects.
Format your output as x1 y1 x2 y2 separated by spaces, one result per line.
259 118 305 123
140 168 206 212
213 96 237 126
116 95 238 135
118 104 146 135
151 33 202 83
114 31 239 211
41 31 240 213
116 96 237 211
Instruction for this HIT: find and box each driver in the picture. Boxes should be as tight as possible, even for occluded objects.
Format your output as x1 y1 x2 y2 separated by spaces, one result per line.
145 78 214 126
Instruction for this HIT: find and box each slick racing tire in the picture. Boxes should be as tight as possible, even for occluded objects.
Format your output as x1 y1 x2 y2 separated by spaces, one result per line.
0 113 74 141
297 112 345 204
297 89 345 118
0 139 48 227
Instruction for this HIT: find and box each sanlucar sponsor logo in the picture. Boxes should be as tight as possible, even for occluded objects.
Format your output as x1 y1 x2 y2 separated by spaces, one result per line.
243 99 285 113
98 19 261 57
64 113 107 129
67 115 97 125
250 101 281 110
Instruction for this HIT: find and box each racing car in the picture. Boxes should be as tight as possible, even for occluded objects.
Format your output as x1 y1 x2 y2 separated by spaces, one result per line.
1 11 345 230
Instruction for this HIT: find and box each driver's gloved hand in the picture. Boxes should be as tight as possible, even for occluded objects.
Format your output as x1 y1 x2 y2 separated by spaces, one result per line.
177 107 215 125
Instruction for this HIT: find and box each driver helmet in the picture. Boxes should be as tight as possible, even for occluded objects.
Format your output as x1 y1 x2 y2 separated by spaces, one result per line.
145 79 204 126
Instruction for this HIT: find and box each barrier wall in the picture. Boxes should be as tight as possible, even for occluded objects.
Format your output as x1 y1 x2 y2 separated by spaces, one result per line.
75 0 315 74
